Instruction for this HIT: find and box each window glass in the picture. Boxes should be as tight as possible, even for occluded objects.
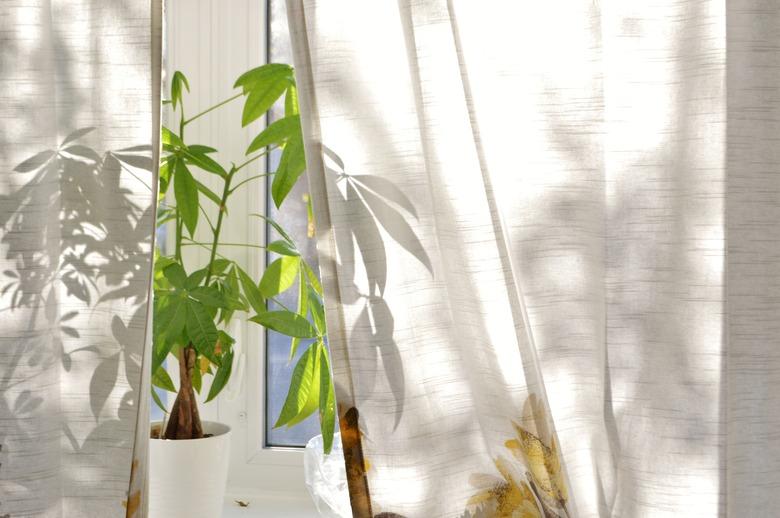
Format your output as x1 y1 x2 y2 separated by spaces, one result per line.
264 0 323 447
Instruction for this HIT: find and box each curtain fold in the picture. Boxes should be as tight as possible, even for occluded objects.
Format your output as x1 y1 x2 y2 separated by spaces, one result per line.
0 1 161 517
288 1 780 517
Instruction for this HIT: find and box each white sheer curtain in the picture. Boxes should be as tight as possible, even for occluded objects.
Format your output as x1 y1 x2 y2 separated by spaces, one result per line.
0 1 161 517
288 1 780 517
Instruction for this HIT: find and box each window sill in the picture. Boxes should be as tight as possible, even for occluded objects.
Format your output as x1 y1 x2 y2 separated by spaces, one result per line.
223 495 319 518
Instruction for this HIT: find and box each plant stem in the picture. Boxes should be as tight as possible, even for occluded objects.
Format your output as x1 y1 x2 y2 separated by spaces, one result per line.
183 92 243 127
229 172 273 195
234 148 274 173
175 218 183 263
204 169 234 285
181 240 267 250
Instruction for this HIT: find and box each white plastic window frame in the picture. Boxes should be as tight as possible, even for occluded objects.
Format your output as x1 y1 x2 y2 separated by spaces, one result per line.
164 0 308 499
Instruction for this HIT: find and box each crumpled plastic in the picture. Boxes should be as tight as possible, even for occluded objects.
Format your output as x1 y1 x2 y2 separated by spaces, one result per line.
303 433 352 518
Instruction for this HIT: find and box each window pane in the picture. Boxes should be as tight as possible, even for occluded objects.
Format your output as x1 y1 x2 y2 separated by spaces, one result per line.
264 0 323 448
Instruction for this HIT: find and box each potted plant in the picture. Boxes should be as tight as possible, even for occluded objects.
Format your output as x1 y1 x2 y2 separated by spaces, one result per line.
149 65 335 518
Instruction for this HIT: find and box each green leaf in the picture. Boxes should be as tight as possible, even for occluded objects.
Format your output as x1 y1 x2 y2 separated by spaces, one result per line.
184 148 227 178
289 268 309 362
319 346 336 454
195 179 222 208
162 263 187 289
220 269 247 312
267 239 299 257
217 329 236 351
206 348 234 402
235 64 294 127
250 213 295 244
284 84 299 117
153 293 186 372
271 131 306 208
174 159 199 236
186 299 220 365
190 286 229 308
250 310 317 338
210 258 233 275
185 267 209 290
308 285 327 334
152 366 177 392
242 83 290 127
274 345 319 428
234 63 293 92
159 156 173 196
234 265 265 314
188 144 218 154
259 256 300 298
245 115 300 155
171 71 190 111
161 126 184 148
303 260 322 295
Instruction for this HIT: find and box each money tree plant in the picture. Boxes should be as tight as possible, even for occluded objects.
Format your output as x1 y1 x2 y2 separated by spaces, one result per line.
152 65 336 452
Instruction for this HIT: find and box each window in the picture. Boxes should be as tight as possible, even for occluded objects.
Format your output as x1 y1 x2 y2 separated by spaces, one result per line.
263 0 324 449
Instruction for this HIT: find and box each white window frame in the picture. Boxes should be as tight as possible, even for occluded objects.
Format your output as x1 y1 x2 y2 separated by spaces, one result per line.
164 0 310 501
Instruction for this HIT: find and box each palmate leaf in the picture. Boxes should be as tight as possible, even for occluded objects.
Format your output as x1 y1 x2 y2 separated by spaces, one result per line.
185 299 220 365
259 256 299 298
161 126 185 149
158 155 174 196
267 239 299 257
183 147 227 178
246 114 300 155
152 292 186 372
171 70 190 111
234 264 265 314
250 213 295 245
307 285 327 335
174 159 199 236
250 310 317 338
162 263 187 289
194 179 222 209
274 344 319 428
289 268 309 362
284 84 299 117
271 131 305 208
234 64 293 127
318 345 336 453
206 348 234 402
152 365 176 392
190 285 229 309
303 260 322 295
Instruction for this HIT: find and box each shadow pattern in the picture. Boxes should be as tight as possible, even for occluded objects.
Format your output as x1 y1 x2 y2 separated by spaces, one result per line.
0 128 155 516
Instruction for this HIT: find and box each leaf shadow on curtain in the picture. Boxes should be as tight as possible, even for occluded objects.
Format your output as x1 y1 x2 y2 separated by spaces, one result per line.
322 144 433 432
0 127 154 510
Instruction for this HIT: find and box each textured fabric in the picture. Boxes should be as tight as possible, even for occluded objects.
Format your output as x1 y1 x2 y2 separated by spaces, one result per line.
287 1 780 517
0 1 161 517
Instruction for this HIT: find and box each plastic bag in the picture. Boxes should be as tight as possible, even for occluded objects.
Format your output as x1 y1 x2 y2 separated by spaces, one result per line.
303 433 352 518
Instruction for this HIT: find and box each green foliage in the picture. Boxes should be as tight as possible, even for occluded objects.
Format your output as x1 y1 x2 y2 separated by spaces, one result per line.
154 65 337 452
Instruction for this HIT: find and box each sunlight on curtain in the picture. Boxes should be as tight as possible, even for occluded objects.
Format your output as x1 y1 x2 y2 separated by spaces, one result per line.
287 1 780 517
0 1 161 516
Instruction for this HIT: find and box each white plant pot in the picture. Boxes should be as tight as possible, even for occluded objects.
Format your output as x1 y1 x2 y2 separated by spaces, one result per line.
149 421 231 518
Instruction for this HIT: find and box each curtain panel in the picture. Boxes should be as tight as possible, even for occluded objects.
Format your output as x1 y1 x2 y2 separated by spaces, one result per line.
287 1 780 517
0 1 161 517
